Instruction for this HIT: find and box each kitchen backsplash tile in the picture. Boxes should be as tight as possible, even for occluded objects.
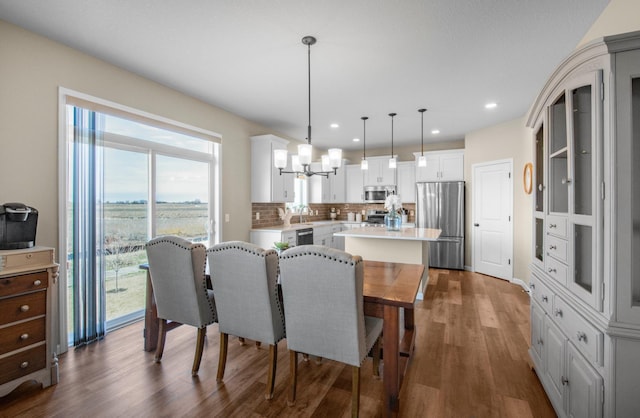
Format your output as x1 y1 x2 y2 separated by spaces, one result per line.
251 202 416 228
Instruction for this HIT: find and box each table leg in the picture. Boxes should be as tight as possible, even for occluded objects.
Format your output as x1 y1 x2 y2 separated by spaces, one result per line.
144 270 158 352
383 304 400 416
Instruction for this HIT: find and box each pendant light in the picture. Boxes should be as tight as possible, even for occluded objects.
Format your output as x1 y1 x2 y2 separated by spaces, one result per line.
360 116 369 170
273 36 342 178
388 113 397 169
418 108 427 167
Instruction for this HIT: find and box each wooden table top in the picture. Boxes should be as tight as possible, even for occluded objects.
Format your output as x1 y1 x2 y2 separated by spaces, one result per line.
363 260 425 309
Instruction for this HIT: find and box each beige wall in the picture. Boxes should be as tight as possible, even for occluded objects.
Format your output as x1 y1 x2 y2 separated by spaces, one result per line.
464 118 533 283
579 0 640 46
0 19 293 255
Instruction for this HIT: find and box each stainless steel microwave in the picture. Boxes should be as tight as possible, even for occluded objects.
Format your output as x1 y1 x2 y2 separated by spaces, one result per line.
364 185 396 203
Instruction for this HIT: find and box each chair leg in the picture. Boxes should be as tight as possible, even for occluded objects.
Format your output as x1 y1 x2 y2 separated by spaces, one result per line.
192 327 207 376
287 351 298 407
352 366 361 418
217 333 229 382
372 337 381 378
265 344 277 400
154 319 167 363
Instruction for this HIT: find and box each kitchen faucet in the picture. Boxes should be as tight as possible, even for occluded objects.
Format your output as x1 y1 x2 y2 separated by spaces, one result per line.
298 205 308 224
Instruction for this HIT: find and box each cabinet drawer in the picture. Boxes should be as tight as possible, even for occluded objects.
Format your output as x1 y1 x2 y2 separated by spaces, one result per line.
545 257 568 286
546 216 567 238
0 344 46 385
0 291 46 326
553 297 603 366
0 248 54 273
0 317 46 356
530 275 554 316
0 271 48 298
546 235 568 263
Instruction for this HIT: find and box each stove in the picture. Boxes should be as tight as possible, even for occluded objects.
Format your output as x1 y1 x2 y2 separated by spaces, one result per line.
365 210 387 225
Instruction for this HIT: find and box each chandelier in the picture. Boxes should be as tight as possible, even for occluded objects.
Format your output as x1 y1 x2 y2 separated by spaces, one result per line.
273 36 342 178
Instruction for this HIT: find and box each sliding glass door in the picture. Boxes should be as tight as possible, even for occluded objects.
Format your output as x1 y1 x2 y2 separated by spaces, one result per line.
63 95 219 346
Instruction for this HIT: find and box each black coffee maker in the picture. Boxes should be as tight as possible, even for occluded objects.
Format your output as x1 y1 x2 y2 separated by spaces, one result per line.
0 203 38 250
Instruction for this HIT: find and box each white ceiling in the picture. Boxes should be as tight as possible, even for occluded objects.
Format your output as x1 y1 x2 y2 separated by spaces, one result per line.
0 0 609 151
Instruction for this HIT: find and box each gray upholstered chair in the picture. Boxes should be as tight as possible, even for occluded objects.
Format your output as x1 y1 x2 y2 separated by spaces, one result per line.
206 241 285 400
145 235 217 376
278 245 383 417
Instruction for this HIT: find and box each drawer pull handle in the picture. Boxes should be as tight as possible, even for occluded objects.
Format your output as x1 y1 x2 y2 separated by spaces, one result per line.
561 376 569 386
549 223 557 229
548 268 557 274
20 361 29 369
549 245 557 250
33 280 42 286
541 295 548 302
20 333 29 340
554 308 563 317
537 338 544 346
530 283 536 289
577 332 587 342
20 305 30 312
538 184 544 192
561 178 571 185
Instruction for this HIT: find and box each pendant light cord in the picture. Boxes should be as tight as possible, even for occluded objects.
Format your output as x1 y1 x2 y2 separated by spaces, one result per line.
307 40 312 144
389 113 396 158
361 116 368 158
419 108 427 156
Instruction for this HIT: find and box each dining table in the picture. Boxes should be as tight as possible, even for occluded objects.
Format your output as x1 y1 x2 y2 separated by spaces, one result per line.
140 259 424 417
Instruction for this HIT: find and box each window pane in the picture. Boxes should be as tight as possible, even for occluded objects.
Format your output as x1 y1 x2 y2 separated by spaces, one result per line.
156 155 209 242
103 148 149 324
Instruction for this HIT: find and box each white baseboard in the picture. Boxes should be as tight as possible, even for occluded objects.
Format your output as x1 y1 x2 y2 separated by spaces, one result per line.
510 277 530 293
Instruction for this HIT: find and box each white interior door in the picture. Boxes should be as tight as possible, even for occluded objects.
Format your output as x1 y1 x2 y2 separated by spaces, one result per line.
472 160 513 280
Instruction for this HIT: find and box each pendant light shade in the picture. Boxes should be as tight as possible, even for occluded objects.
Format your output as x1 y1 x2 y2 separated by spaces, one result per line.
273 36 342 178
360 116 369 170
388 113 397 169
418 108 427 167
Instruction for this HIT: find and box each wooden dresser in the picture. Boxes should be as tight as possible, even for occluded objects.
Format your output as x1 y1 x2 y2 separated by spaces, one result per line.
0 246 59 397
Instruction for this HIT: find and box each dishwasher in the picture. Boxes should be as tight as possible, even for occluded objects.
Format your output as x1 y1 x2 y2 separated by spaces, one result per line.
295 228 314 245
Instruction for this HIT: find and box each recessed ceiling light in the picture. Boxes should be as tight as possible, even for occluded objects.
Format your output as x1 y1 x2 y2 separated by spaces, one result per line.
330 123 339 128
352 137 360 142
485 102 497 109
431 129 440 134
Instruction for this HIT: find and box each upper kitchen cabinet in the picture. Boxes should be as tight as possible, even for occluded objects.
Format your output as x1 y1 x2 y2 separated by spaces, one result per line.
397 161 416 203
525 31 640 418
250 135 294 203
414 150 464 182
345 164 364 203
309 159 348 203
364 156 396 186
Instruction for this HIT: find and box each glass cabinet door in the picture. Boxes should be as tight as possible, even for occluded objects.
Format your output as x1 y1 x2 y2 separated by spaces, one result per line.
565 71 602 310
549 93 568 214
535 124 545 213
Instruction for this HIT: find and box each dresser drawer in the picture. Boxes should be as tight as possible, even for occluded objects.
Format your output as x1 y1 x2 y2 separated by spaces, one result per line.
530 275 554 316
0 271 48 298
0 248 54 273
545 257 568 286
546 235 568 263
553 297 603 366
0 291 46 326
0 344 46 385
546 215 567 238
0 317 46 355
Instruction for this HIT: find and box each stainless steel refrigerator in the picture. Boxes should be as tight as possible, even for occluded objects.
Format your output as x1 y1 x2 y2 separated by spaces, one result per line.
415 181 465 269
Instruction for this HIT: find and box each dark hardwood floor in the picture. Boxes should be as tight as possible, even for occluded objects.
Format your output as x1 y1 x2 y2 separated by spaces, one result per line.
1 269 556 417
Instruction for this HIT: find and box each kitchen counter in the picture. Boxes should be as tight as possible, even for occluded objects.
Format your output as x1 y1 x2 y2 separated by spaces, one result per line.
250 220 355 233
334 226 440 241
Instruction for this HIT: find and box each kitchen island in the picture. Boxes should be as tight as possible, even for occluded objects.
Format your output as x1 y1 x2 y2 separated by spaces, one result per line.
334 226 441 299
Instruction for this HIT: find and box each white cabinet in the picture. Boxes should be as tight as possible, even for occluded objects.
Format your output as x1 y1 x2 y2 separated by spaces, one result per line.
414 150 464 182
345 164 364 203
250 135 294 203
526 31 640 417
250 229 295 250
396 161 415 204
364 156 396 186
309 160 347 203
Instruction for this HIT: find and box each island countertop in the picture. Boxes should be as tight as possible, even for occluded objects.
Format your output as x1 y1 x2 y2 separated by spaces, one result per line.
334 226 441 241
